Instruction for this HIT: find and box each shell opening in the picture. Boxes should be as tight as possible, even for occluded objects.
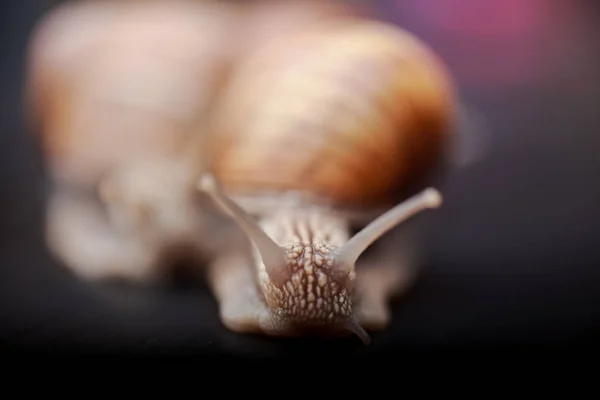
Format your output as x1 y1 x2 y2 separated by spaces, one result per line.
334 188 443 276
198 173 290 286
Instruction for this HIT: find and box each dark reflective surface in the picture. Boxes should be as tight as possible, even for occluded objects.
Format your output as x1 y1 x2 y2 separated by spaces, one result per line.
1 0 599 357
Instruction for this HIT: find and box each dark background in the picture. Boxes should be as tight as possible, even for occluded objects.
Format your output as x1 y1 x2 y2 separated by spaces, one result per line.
1 0 599 358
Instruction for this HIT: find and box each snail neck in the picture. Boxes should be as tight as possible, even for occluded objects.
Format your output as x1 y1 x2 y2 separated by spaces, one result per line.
254 207 359 337
253 206 357 308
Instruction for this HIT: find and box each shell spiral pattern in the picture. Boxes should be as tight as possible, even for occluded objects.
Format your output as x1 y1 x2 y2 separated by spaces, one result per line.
211 20 456 208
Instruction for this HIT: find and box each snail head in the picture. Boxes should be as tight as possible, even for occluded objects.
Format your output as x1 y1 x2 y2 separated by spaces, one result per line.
198 173 442 345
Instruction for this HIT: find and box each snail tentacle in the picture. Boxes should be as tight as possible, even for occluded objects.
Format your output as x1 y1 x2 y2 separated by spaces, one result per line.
198 173 290 287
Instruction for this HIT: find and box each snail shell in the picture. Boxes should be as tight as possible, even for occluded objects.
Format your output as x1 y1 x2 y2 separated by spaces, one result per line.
27 0 239 189
26 0 242 283
210 18 457 212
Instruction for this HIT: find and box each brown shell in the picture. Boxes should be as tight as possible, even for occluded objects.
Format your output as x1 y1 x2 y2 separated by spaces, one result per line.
26 0 238 187
210 19 457 209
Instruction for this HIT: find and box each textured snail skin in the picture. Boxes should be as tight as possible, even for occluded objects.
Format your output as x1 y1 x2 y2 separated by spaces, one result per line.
200 10 457 344
27 0 240 284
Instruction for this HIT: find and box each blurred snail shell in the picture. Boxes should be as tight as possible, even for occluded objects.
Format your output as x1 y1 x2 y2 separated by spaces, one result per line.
199 16 457 344
26 0 240 284
27 0 239 188
210 18 456 211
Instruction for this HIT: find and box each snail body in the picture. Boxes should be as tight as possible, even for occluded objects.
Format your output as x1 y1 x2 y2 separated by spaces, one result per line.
199 16 457 344
27 0 239 283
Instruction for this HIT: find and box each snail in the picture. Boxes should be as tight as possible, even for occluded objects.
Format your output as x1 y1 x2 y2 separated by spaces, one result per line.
26 0 240 284
197 13 458 345
26 0 480 345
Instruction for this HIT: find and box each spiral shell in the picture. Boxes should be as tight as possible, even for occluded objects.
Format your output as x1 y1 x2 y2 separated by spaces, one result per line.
210 19 457 209
27 0 238 187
